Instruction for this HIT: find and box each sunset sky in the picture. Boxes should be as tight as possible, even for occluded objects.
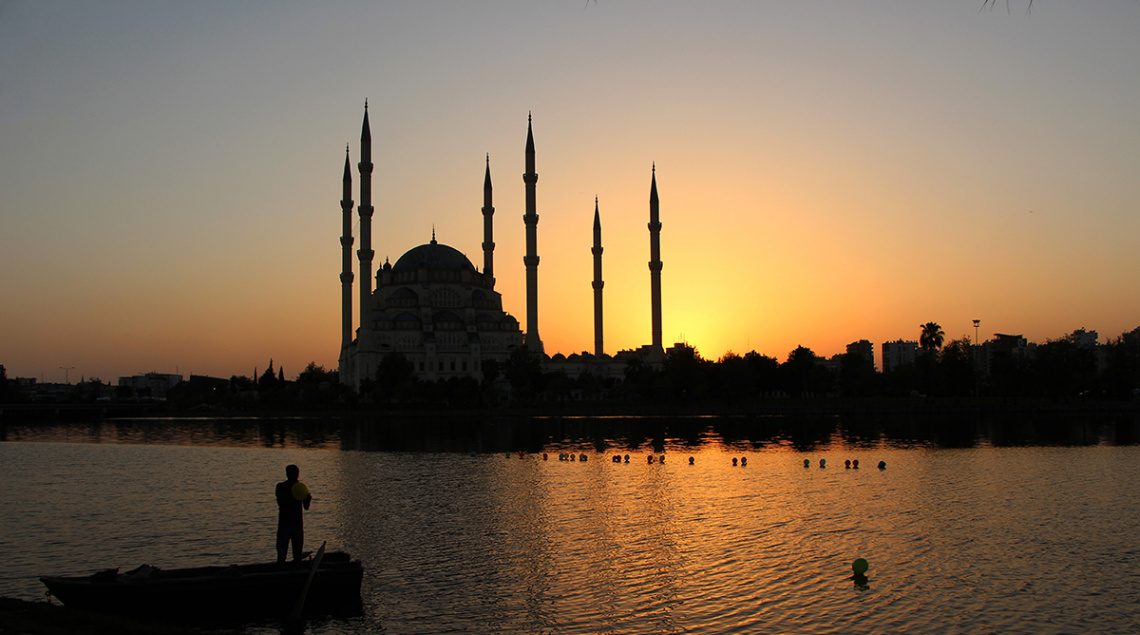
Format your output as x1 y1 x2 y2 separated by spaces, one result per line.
3 2 1138 383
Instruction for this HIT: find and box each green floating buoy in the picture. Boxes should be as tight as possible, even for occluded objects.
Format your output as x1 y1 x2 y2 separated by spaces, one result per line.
852 558 869 575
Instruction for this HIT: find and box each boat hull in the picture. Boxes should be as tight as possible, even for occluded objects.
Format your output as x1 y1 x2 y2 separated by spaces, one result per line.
41 551 363 622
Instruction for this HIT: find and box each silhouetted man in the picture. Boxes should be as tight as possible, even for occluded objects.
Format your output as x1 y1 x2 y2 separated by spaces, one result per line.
275 464 312 564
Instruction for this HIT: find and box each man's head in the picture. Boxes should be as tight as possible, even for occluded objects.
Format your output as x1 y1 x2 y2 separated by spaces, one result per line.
285 464 300 480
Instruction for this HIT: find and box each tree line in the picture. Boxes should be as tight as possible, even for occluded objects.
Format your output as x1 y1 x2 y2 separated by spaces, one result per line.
5 324 1137 409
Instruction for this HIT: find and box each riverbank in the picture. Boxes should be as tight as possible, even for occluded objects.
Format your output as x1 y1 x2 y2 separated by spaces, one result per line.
0 597 238 635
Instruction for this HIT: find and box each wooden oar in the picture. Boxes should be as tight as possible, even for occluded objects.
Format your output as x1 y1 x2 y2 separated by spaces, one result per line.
290 540 326 620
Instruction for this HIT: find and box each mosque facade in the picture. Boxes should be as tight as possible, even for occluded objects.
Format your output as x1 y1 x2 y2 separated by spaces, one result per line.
337 105 664 391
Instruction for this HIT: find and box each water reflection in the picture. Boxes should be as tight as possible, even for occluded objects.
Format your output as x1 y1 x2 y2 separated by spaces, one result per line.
2 411 1137 452
3 437 1139 634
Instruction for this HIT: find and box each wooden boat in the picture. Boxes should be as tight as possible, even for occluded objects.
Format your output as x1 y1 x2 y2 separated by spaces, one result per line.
40 550 363 622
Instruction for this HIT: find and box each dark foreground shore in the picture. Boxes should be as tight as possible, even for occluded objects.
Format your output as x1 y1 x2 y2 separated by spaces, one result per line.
0 597 237 635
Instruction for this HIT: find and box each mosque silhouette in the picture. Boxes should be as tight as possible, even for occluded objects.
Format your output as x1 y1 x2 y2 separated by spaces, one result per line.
337 104 666 391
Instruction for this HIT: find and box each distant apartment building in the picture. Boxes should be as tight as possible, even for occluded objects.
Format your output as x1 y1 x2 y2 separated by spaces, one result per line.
846 340 874 365
117 372 183 400
881 340 917 373
1070 328 1098 349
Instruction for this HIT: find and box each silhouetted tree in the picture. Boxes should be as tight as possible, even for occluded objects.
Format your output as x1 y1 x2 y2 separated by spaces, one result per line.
839 351 881 397
780 346 833 397
1100 329 1140 399
745 351 780 393
481 358 502 384
258 360 278 390
939 338 975 397
713 351 752 402
988 354 1033 399
230 374 256 391
619 356 664 401
919 322 945 355
664 343 711 401
504 346 545 401
1035 335 1096 400
294 362 341 407
374 352 418 403
547 371 574 403
883 361 920 397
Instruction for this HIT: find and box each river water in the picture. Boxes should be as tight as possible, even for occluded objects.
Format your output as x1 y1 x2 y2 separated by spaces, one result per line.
2 414 1139 634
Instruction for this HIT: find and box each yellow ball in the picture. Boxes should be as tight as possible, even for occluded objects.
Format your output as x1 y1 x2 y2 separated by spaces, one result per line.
292 482 310 501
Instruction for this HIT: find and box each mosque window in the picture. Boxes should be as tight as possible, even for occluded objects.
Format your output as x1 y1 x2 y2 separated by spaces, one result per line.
433 311 463 330
431 289 461 308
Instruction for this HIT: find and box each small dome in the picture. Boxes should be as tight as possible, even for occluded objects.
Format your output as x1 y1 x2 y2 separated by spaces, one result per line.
392 242 476 273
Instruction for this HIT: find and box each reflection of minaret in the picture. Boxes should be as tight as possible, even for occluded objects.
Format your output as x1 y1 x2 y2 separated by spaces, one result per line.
357 102 375 334
340 146 355 353
648 163 663 350
592 197 604 357
522 113 543 353
482 154 495 287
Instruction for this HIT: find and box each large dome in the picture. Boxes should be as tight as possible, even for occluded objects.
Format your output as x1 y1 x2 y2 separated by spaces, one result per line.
391 242 476 273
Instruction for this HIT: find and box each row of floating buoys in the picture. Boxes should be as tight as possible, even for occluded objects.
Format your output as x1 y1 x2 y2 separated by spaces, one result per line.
803 458 887 469
503 452 888 470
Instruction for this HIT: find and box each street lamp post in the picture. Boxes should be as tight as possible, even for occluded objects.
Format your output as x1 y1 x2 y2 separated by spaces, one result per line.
60 366 75 384
971 320 981 400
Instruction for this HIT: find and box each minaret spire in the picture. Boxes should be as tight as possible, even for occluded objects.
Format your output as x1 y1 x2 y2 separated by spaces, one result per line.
340 145 355 356
648 163 663 351
592 196 604 358
357 102 375 344
482 153 495 286
522 113 543 353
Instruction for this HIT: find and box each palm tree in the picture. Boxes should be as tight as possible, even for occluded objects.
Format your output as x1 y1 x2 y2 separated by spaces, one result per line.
920 322 945 355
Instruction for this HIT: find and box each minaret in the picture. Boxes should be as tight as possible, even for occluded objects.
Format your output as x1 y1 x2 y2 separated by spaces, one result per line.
340 146 355 352
357 102 375 334
648 163 663 351
482 154 495 286
592 197 604 357
522 113 543 352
